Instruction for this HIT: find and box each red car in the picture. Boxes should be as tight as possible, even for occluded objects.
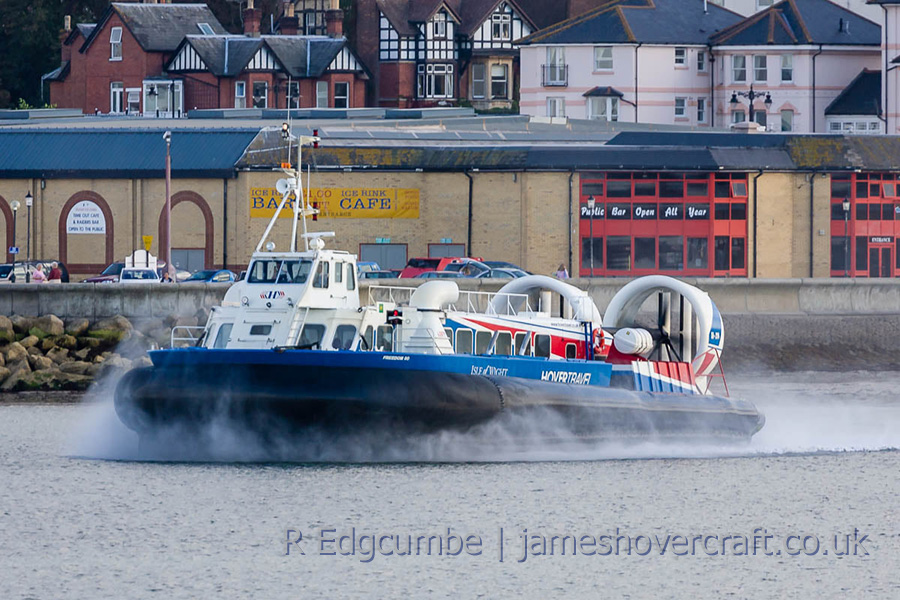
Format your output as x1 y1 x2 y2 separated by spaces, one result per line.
398 257 483 278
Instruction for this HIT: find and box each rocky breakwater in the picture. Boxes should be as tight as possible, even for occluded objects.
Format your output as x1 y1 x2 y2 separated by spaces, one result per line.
0 310 208 392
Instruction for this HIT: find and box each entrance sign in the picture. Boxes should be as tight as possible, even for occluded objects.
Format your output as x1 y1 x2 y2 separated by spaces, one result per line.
66 201 107 234
250 187 420 219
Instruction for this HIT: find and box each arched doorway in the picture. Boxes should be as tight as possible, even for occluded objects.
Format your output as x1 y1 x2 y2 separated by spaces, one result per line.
158 191 214 273
58 192 115 274
0 198 15 263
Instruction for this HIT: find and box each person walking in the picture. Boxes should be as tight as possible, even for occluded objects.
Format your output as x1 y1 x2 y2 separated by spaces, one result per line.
47 262 62 283
31 264 46 283
554 263 569 279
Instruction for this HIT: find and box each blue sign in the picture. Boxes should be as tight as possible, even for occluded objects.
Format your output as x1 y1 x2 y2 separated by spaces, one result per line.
8 246 18 255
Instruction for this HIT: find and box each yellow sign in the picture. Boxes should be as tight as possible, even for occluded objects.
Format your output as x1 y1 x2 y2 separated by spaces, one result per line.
250 187 420 219
142 235 153 252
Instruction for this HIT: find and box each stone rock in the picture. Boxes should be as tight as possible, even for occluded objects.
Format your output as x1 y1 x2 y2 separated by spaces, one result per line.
4 342 27 363
93 354 105 364
103 355 132 370
56 335 78 350
77 337 101 349
27 346 43 356
59 361 93 376
6 358 31 378
9 316 34 335
19 335 39 349
1 368 26 391
174 315 199 328
0 366 9 382
40 336 58 352
134 356 153 369
0 352 5 367
46 347 69 364
93 315 133 333
65 318 90 337
86 363 104 378
34 314 65 336
21 368 92 391
28 355 53 371
0 315 14 343
73 347 91 361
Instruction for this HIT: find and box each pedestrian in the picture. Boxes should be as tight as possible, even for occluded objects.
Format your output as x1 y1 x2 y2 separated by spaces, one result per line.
31 264 46 283
554 263 569 279
161 271 174 283
47 262 62 283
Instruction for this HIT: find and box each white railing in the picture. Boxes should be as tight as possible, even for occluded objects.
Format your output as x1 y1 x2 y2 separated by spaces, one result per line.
170 326 207 348
451 290 532 317
367 285 417 306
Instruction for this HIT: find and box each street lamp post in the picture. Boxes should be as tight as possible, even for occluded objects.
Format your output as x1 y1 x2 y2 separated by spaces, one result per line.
25 191 33 282
163 130 172 277
730 84 773 126
842 197 851 277
10 200 20 282
587 195 596 276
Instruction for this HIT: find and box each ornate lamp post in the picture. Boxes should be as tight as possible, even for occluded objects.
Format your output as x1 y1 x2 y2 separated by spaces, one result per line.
25 191 32 282
10 200 20 282
730 85 772 125
587 195 596 275
164 130 172 276
842 197 851 277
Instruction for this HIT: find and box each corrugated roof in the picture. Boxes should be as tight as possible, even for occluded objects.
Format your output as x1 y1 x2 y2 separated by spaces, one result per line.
0 129 257 178
520 0 742 46
825 69 881 115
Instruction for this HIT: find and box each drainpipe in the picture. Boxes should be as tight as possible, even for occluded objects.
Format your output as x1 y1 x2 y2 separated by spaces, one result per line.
885 6 889 133
708 44 715 128
806 172 816 277
568 170 575 274
752 169 763 278
222 179 228 269
464 170 474 256
633 43 642 122
811 44 823 132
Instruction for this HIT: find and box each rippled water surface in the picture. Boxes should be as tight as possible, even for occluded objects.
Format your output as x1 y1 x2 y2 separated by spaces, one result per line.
2 372 899 599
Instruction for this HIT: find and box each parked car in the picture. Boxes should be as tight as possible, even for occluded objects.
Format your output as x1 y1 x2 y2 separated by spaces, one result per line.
443 258 490 277
399 257 464 278
477 268 529 279
82 262 125 283
361 270 399 279
0 260 70 283
184 269 236 283
415 271 467 279
119 268 160 284
482 260 530 273
357 261 382 273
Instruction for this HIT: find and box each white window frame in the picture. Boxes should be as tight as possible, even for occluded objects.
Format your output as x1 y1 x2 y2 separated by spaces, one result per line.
588 96 618 122
110 27 122 61
252 81 268 108
126 88 140 114
674 47 686 66
491 13 511 40
304 12 317 35
753 54 767 83
316 81 328 107
732 110 746 123
423 63 453 99
780 109 793 132
697 97 707 123
674 97 687 118
753 109 767 127
471 63 486 99
697 51 706 72
780 54 793 82
235 81 246 108
334 81 349 108
490 64 508 99
732 55 746 83
594 46 613 70
547 97 565 118
110 82 124 114
433 12 447 39
197 22 214 35
546 47 566 85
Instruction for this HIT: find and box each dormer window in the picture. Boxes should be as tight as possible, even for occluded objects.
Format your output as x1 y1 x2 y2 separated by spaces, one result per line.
491 13 511 40
197 22 214 35
433 12 446 39
110 27 122 61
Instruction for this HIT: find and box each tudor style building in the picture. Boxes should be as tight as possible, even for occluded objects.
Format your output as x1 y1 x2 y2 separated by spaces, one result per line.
46 1 368 115
354 0 560 109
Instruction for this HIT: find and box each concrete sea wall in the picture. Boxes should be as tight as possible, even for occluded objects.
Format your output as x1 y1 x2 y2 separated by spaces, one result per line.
1 278 898 372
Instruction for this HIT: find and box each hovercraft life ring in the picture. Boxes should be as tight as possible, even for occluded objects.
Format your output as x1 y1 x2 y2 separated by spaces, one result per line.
592 328 608 356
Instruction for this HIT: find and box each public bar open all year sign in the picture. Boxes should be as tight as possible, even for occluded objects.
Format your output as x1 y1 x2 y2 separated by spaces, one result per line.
250 187 420 219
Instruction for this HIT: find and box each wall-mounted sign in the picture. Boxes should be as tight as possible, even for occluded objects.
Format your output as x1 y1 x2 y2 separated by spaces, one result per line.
685 203 710 220
580 204 605 218
66 201 106 234
250 187 420 219
870 236 894 244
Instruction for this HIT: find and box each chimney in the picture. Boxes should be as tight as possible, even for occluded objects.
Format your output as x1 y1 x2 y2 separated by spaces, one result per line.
61 16 73 62
325 0 343 37
278 2 299 35
244 0 262 37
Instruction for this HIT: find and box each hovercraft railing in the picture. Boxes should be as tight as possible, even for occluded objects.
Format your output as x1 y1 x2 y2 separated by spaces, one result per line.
367 285 532 317
170 325 207 348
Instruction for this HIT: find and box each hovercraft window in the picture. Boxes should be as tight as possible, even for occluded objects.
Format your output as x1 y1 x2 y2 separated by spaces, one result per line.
346 263 356 290
566 343 577 359
534 334 551 358
515 332 531 356
475 331 492 354
298 324 326 349
362 325 374 350
313 262 330 288
332 324 357 350
456 328 473 354
213 323 233 348
495 331 512 355
335 262 344 284
250 324 272 336
376 325 393 351
248 260 281 283
277 260 312 284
